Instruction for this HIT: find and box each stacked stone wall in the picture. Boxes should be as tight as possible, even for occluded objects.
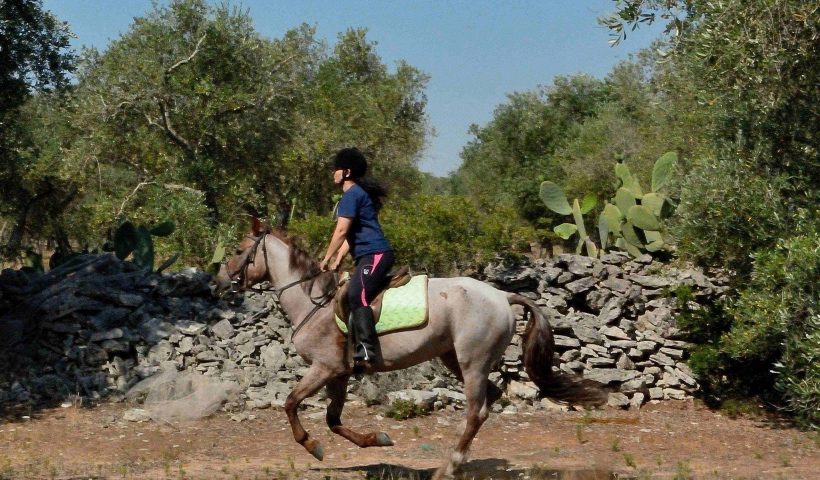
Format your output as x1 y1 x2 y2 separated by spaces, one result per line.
0 252 727 415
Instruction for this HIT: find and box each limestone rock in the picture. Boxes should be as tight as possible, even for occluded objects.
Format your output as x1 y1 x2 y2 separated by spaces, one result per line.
607 392 630 408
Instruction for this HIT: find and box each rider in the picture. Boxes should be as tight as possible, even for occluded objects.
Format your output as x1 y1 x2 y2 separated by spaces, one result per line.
319 147 394 369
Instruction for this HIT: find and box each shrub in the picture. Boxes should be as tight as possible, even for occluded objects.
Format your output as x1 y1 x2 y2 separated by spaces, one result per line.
384 399 429 420
289 193 536 276
723 231 819 427
672 155 787 273
679 227 819 427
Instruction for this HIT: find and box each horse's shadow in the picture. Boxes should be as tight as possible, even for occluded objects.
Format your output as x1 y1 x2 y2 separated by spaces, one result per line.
319 458 617 479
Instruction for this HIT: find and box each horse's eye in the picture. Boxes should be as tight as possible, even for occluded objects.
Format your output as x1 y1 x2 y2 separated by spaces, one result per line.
235 249 243 255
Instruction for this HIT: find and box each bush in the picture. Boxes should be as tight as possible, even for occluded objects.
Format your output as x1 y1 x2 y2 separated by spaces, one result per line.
384 399 429 420
672 155 787 273
723 231 819 427
680 228 819 427
289 193 536 276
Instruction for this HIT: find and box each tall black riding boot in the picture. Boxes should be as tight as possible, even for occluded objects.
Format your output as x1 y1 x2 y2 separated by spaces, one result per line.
351 306 379 366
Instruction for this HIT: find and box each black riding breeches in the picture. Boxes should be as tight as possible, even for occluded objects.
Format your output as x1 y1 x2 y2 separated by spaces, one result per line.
347 250 395 310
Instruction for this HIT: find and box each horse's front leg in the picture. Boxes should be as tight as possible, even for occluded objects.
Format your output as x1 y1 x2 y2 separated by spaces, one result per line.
284 365 336 460
325 375 394 448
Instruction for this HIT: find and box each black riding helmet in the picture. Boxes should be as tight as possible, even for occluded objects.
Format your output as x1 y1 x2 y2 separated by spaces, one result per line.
332 147 367 180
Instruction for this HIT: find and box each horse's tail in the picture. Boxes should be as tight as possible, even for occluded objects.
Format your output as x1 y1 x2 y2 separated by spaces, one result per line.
508 293 608 407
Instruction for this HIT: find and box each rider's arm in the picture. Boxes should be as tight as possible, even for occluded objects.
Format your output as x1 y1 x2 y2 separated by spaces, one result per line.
320 216 352 271
331 240 350 270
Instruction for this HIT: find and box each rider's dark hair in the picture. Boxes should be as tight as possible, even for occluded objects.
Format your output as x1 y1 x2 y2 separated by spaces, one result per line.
357 176 388 211
333 147 388 210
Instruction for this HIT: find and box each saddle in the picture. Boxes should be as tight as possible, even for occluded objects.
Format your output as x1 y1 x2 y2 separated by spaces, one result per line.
333 266 412 326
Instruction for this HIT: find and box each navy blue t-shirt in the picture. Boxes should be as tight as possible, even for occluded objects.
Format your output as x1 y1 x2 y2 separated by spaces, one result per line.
336 184 392 259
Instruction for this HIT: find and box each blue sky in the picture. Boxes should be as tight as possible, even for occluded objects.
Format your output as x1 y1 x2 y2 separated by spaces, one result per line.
45 1 664 176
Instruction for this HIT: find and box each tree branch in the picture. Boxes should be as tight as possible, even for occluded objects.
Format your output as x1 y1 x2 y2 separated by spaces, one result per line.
116 181 155 219
155 98 197 159
165 34 206 81
163 183 204 197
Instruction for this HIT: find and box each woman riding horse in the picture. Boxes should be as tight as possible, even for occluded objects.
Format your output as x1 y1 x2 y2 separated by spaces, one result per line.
318 147 394 370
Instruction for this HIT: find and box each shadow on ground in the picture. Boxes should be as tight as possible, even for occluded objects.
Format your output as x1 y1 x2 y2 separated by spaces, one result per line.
322 458 618 479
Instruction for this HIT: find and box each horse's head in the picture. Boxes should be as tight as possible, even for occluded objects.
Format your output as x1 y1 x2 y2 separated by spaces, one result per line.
212 217 271 298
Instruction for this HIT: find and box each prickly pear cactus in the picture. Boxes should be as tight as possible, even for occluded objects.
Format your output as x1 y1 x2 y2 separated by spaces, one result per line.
597 152 677 257
539 181 598 257
112 220 176 271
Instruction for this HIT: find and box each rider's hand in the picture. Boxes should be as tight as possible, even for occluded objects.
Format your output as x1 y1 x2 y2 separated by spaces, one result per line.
318 259 329 272
330 258 342 271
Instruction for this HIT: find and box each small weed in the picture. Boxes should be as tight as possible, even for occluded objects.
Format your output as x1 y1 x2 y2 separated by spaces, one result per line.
655 455 663 466
412 425 420 437
673 461 692 480
781 456 791 467
385 400 429 420
419 443 435 452
623 453 637 468
553 446 560 454
575 424 588 444
287 456 295 471
263 466 272 476
754 452 763 460
221 465 229 473
118 464 128 479
528 464 553 478
719 398 763 419
610 437 620 452
177 464 186 480
497 396 512 408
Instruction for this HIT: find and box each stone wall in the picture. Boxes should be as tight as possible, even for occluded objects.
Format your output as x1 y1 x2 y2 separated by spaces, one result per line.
0 252 727 415
481 252 728 409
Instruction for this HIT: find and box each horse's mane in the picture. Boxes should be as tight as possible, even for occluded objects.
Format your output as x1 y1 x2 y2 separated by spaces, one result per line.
269 229 337 295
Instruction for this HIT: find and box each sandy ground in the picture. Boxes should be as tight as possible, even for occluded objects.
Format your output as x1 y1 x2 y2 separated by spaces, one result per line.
0 399 817 479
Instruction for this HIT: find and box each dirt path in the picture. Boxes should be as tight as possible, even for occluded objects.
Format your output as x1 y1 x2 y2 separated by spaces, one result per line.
1 399 817 479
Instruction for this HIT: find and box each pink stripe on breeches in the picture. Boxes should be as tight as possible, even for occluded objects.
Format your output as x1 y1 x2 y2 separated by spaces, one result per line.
360 253 384 307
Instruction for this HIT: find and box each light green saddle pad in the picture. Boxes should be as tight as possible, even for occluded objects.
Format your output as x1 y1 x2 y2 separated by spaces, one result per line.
335 275 428 335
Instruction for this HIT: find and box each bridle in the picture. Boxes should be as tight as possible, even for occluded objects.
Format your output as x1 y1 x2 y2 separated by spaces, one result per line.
223 232 339 339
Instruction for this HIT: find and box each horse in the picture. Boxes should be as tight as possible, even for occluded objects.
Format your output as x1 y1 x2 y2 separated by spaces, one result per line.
213 218 606 479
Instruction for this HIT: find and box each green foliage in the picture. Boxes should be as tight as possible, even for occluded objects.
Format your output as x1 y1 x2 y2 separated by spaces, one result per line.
672 156 787 272
0 0 76 256
455 75 609 222
539 181 598 257
1 0 428 268
113 220 177 271
724 232 819 426
678 230 819 427
0 0 75 113
384 399 429 420
599 153 676 256
289 194 535 276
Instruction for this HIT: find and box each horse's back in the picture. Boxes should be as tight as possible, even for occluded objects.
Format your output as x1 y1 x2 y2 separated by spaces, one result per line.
376 276 514 371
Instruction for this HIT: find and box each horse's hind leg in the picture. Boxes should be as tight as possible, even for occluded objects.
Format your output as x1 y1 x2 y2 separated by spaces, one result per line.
433 369 491 480
284 365 335 461
325 375 394 448
440 350 503 410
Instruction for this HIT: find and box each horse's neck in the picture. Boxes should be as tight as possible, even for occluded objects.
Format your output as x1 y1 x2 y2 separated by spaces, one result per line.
265 236 327 325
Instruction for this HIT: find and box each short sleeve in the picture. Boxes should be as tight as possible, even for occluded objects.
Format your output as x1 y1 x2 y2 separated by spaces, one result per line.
336 189 359 218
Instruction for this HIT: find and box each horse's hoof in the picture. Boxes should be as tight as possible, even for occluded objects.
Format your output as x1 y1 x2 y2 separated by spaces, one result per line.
309 443 324 461
375 432 394 446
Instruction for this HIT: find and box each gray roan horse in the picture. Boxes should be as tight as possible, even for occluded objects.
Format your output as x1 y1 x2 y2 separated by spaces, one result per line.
214 219 606 479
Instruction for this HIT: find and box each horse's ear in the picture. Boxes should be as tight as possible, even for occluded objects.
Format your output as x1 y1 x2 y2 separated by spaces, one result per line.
251 217 265 235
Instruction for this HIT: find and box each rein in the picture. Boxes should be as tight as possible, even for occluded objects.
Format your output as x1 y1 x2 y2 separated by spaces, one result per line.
226 233 338 340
